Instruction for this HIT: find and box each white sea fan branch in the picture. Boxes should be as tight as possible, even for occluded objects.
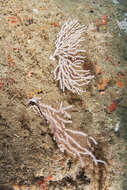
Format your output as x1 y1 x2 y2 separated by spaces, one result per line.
28 97 106 168
50 19 94 94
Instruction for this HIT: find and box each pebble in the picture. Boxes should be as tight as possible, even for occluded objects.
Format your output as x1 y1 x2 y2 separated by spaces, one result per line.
33 8 39 14
113 0 119 4
114 121 121 133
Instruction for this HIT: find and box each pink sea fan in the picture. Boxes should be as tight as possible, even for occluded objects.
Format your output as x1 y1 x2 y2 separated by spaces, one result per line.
28 97 106 168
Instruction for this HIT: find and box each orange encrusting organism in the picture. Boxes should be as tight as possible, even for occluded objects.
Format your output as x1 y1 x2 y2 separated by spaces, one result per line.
116 80 124 88
102 16 107 25
53 22 59 27
96 15 108 26
8 54 15 67
108 101 118 112
97 77 108 91
8 16 17 23
95 65 102 75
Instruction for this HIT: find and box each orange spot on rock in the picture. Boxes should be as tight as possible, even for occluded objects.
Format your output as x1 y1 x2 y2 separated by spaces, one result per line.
108 101 117 112
105 55 110 61
98 78 108 91
102 16 107 25
96 16 108 27
8 54 15 67
8 16 17 23
8 16 16 20
11 20 17 23
116 80 124 88
95 65 102 75
46 176 53 181
53 22 59 27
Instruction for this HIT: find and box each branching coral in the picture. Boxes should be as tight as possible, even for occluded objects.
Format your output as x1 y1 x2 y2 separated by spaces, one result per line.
28 97 106 168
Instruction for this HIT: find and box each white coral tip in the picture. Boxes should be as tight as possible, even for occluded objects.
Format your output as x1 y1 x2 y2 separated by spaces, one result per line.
50 55 55 61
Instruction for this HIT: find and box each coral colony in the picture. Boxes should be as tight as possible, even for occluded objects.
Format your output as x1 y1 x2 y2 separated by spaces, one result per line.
27 19 105 169
50 19 94 94
28 97 106 168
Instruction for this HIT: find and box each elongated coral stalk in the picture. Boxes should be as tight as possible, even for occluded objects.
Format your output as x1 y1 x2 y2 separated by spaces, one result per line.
28 97 106 168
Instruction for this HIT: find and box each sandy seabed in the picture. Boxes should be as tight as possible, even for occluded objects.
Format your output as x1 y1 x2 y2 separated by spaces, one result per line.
0 0 127 189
